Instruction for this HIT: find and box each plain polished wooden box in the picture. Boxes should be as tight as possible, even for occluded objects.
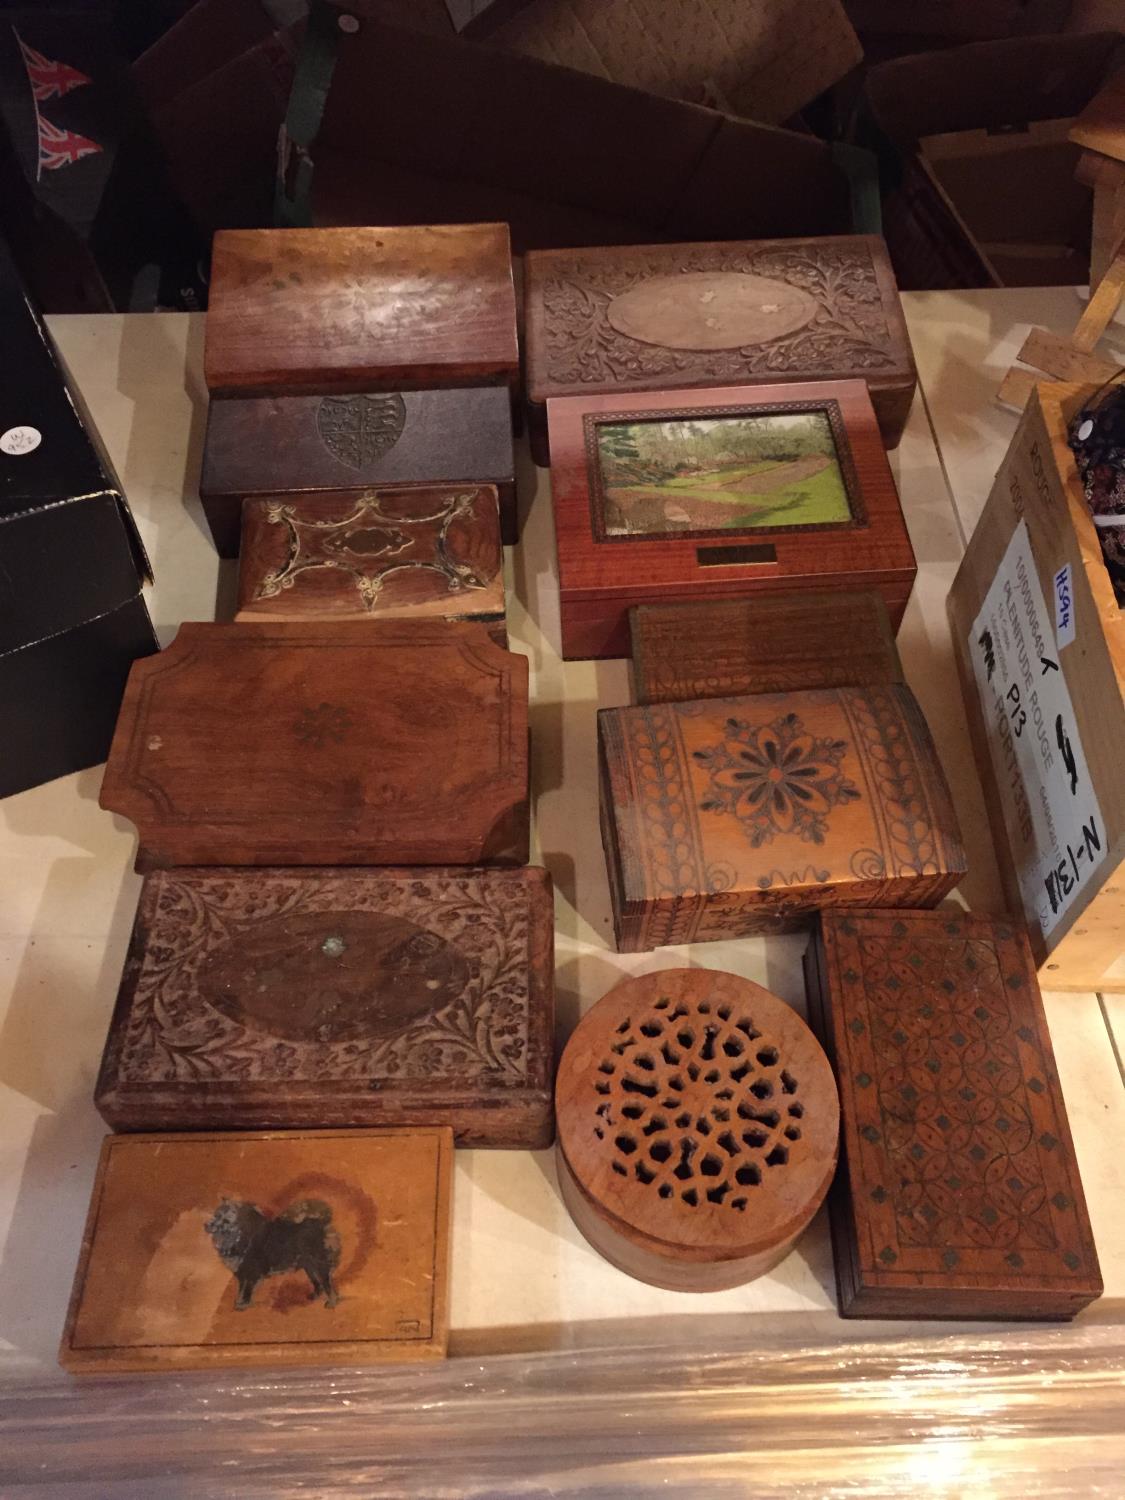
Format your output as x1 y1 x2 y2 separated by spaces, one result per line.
95 866 554 1146
599 684 965 950
204 223 519 397
805 909 1102 1321
549 379 916 659
525 233 916 465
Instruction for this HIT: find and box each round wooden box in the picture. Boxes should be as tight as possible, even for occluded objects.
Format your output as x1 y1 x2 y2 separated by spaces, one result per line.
556 969 839 1291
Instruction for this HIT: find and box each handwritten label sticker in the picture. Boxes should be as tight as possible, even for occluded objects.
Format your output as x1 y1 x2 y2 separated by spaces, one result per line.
0 425 41 456
1053 564 1076 649
970 521 1103 940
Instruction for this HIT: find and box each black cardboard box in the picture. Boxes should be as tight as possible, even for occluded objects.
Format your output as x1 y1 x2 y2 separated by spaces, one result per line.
0 236 157 799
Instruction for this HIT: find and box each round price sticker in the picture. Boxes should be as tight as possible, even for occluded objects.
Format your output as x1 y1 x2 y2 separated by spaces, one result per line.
1 425 42 456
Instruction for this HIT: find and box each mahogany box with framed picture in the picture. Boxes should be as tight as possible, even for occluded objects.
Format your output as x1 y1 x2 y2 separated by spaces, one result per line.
524 234 916 466
549 379 916 660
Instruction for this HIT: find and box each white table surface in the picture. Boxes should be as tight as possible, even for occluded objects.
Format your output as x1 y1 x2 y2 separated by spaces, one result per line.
0 293 1122 1380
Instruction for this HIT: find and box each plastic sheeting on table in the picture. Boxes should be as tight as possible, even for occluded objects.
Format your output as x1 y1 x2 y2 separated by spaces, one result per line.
2 1322 1124 1496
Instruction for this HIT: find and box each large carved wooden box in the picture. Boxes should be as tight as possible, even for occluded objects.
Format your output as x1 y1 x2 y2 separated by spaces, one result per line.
200 387 518 555
599 685 965 951
525 234 916 465
99 621 529 869
549 380 916 659
804 909 1102 1321
95 867 555 1147
204 224 520 397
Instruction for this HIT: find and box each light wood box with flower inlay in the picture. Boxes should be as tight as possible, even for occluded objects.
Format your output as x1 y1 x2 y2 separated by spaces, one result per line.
235 487 506 644
598 684 965 951
95 866 554 1147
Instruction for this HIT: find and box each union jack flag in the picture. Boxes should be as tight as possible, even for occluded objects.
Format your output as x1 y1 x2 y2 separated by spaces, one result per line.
37 114 101 172
14 30 92 100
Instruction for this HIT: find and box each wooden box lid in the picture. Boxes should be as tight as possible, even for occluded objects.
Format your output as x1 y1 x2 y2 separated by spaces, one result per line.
805 909 1102 1321
235 487 505 627
99 621 529 869
95 866 554 1147
526 234 916 444
60 1128 452 1372
555 968 839 1291
599 684 965 950
204 224 519 397
630 590 903 704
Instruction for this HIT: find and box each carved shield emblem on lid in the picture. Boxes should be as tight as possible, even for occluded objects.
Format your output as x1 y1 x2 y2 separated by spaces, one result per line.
606 272 818 352
197 911 470 1043
316 393 407 470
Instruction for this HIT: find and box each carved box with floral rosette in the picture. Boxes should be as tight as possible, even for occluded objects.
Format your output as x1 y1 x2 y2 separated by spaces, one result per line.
524 234 916 465
235 487 506 643
95 866 555 1147
804 909 1102 1320
598 684 965 951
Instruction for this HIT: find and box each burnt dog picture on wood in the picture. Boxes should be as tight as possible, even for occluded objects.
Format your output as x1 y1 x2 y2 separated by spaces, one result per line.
60 1129 452 1371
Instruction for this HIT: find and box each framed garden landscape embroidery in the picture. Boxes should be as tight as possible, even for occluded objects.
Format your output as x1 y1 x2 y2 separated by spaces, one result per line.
546 379 916 659
588 401 863 542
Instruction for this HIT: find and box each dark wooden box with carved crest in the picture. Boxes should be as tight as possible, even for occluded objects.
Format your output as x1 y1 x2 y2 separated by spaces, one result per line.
99 620 529 870
204 225 520 398
598 685 965 951
94 867 555 1147
236 487 506 643
525 234 916 465
804 909 1102 1320
200 386 518 555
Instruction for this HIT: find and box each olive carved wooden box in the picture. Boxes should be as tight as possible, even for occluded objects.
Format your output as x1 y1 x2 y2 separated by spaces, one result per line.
99 621 529 870
525 233 916 465
235 487 506 642
200 387 518 555
804 909 1102 1321
204 224 520 398
548 380 916 659
60 1128 452 1372
598 684 965 951
95 866 555 1147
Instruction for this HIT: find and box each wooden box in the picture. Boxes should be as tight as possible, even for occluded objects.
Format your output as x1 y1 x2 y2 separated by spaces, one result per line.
60 1128 452 1371
95 866 554 1147
599 684 965 951
555 968 839 1291
204 224 519 398
948 383 1125 992
804 909 1102 1321
200 386 518 555
630 590 903 704
99 621 529 870
525 234 916 465
235 488 506 642
549 380 917 659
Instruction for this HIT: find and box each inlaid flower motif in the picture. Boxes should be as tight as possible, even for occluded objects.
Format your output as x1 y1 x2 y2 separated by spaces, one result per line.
694 712 859 847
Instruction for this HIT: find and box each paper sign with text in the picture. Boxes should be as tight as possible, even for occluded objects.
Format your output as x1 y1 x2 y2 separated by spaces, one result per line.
970 521 1103 939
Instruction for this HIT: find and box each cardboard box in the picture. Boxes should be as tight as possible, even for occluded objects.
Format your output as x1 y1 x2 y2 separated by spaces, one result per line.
948 382 1125 992
0 236 157 799
142 14 851 251
484 0 863 126
845 0 1071 42
867 33 1122 287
